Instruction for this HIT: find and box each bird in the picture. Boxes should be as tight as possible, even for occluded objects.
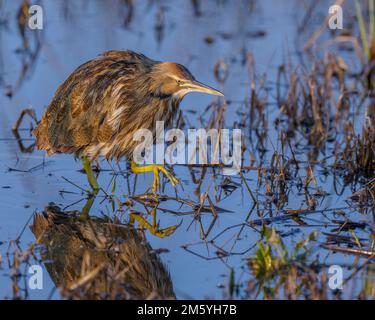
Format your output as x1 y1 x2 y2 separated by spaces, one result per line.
31 204 175 299
33 50 223 195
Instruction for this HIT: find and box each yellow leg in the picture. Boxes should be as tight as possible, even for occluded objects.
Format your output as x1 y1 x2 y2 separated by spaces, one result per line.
80 195 96 222
82 156 99 193
80 156 99 221
130 208 179 238
131 160 178 193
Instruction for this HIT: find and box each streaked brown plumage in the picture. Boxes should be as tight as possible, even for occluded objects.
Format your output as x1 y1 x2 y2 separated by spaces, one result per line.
34 50 223 161
31 204 175 299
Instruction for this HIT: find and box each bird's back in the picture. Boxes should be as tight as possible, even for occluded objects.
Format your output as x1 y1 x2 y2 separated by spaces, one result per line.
33 50 159 160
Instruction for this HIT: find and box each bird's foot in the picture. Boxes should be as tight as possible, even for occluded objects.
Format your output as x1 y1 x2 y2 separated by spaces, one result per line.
130 210 178 238
131 161 179 193
151 165 179 193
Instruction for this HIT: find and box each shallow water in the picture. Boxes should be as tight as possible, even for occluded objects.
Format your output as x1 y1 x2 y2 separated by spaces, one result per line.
0 0 373 299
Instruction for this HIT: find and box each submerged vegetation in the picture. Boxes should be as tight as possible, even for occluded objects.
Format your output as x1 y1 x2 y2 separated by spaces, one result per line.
0 0 374 300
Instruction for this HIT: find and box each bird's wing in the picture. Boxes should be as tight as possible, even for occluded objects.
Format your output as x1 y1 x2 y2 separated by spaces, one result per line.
34 51 153 156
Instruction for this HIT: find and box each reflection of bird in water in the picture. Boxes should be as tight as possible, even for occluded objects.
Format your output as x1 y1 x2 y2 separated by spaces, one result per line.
33 50 223 194
30 204 175 299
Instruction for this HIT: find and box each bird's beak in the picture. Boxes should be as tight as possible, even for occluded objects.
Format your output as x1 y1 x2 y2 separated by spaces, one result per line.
185 80 224 97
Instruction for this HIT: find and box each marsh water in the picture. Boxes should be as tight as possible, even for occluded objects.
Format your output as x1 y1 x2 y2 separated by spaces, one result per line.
0 0 374 299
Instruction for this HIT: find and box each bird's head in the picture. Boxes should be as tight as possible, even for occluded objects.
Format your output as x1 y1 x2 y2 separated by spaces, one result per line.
150 62 224 99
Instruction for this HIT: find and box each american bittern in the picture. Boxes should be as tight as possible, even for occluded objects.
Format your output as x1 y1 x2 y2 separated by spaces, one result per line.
30 204 175 299
34 50 223 193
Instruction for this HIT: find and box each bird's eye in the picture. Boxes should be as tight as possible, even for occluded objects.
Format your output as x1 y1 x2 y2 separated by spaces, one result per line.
176 80 183 86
